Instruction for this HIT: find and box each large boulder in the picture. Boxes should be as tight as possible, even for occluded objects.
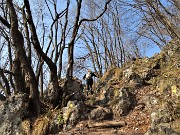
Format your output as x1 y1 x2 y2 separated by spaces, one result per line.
140 68 156 81
110 87 132 117
145 87 180 135
44 78 85 108
145 125 180 135
62 100 87 131
0 93 29 135
123 69 144 87
89 107 113 121
97 87 114 105
60 78 85 107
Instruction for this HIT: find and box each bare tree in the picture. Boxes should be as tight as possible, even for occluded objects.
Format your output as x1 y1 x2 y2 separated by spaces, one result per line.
145 0 180 39
6 0 40 115
66 0 112 80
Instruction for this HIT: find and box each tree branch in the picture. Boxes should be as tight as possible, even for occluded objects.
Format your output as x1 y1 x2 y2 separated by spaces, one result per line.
0 68 14 75
0 15 11 28
79 0 112 26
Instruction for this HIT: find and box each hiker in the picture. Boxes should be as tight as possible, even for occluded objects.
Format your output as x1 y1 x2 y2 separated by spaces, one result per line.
83 69 97 95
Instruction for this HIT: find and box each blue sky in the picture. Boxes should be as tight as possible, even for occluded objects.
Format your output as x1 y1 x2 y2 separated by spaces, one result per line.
146 46 161 57
16 0 163 59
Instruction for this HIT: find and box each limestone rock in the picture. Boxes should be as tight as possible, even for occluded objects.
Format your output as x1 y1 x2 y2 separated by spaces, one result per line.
97 87 114 105
123 69 144 86
141 68 156 81
62 78 84 101
145 124 180 135
89 107 113 121
110 87 132 117
145 98 180 135
0 94 29 135
62 100 86 131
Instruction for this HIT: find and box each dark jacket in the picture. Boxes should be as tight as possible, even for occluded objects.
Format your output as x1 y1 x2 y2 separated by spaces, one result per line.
83 72 97 80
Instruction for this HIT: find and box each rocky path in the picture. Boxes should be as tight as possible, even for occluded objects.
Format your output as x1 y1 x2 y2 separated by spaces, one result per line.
58 118 147 135
58 86 151 135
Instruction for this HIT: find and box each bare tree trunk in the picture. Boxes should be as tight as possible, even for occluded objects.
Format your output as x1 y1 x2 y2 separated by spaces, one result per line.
7 0 40 115
7 35 15 91
24 0 62 108
66 0 82 80
12 57 26 94
40 68 43 98
66 0 111 79
91 30 102 76
22 8 31 64
58 0 70 79
0 70 10 96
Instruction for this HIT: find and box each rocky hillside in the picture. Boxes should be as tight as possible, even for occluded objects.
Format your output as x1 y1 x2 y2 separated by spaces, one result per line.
0 39 180 135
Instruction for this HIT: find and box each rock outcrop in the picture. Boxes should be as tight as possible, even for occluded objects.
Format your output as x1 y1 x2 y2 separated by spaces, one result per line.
0 94 29 135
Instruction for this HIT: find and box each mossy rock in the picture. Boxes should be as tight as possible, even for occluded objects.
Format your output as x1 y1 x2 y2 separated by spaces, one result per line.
100 68 123 82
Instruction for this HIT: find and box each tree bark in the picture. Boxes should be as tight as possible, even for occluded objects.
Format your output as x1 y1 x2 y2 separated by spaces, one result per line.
24 0 62 108
7 0 40 115
66 0 82 80
0 70 11 96
12 57 26 94
66 0 111 79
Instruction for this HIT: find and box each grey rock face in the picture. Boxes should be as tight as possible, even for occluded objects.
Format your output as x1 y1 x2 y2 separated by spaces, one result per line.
0 94 29 135
111 87 132 117
89 107 113 121
123 69 144 86
62 100 86 131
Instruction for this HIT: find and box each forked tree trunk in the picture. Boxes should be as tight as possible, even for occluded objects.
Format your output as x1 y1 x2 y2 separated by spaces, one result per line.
7 0 40 115
24 0 62 108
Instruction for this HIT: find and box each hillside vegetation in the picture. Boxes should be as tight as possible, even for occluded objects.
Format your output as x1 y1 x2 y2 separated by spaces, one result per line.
0 40 180 135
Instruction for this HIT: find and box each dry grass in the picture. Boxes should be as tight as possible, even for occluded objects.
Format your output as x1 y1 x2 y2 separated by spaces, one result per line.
101 68 123 82
32 117 49 135
20 119 31 135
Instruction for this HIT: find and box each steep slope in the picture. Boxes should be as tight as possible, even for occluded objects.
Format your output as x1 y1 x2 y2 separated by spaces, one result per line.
64 39 180 135
2 39 179 135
